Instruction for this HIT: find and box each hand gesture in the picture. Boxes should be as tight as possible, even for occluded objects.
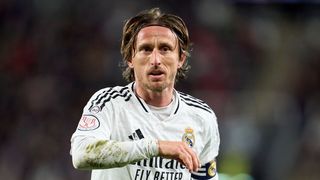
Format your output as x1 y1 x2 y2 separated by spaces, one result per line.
158 141 200 172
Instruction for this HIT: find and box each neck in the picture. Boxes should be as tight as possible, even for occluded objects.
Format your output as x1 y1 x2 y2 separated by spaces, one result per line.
135 83 174 107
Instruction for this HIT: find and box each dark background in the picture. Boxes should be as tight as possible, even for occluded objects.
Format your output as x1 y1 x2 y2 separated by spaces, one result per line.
1 0 320 179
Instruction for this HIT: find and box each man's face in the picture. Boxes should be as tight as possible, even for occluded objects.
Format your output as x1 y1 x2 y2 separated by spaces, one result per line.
128 26 185 92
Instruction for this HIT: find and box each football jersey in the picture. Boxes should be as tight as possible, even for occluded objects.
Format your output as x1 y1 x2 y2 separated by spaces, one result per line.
70 82 220 180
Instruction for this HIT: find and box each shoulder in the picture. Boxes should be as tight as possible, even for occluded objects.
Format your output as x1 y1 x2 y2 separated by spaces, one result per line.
177 91 218 137
87 83 133 111
177 91 215 117
178 91 213 114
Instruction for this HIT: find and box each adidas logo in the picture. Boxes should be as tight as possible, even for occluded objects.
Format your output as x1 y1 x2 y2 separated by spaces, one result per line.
128 129 144 140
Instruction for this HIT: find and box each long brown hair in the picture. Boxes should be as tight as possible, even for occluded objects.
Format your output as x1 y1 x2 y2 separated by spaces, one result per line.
120 8 191 82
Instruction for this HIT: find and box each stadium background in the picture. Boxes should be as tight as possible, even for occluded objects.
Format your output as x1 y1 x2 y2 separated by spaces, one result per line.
1 0 319 179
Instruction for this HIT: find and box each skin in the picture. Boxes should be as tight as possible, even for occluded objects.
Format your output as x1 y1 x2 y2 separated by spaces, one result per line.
128 26 200 172
128 26 184 107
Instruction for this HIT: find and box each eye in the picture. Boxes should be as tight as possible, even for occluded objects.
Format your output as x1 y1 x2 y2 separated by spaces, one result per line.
138 45 153 53
161 46 170 52
143 47 152 52
160 45 172 53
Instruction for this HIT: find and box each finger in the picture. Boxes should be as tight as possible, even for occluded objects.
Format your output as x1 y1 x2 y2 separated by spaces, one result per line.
193 150 201 170
179 148 193 171
185 147 199 172
197 155 201 168
182 143 200 172
192 154 199 172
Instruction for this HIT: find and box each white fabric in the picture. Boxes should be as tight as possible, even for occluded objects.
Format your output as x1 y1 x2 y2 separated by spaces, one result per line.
147 91 177 121
70 82 220 180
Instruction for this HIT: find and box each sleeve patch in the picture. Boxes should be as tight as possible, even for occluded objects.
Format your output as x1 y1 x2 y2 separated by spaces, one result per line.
191 160 217 179
77 115 100 131
89 105 101 114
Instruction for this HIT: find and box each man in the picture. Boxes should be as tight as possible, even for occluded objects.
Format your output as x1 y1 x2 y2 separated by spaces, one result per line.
70 7 220 180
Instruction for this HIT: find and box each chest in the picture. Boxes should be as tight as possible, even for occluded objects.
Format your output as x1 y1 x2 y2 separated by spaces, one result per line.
109 108 206 154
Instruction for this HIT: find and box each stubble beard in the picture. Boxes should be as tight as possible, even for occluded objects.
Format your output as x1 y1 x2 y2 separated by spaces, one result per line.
144 73 176 93
144 81 167 93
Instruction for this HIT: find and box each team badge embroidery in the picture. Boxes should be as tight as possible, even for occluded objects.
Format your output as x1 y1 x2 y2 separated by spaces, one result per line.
78 115 100 131
182 127 195 147
208 160 217 177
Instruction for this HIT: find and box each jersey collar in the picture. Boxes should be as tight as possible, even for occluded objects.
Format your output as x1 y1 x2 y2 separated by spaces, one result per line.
129 82 180 115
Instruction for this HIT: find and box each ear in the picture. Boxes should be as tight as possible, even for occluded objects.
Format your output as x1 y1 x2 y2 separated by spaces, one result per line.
178 54 186 68
128 59 134 68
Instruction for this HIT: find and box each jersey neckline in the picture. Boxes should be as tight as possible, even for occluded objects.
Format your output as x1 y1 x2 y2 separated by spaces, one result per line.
129 82 180 120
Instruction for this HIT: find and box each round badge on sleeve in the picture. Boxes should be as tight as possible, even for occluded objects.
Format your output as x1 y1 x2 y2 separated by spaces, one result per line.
208 160 217 177
78 115 100 131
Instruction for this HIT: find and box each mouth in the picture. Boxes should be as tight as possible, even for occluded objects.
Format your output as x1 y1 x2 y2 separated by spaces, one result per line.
148 69 165 79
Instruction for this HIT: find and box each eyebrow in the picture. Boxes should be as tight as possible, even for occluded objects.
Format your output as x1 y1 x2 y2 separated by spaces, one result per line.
159 42 174 48
137 41 175 49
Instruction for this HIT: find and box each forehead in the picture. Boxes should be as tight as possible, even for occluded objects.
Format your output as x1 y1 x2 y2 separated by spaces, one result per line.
136 26 177 43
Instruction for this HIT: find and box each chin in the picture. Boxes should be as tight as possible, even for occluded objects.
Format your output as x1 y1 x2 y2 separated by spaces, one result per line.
147 82 167 92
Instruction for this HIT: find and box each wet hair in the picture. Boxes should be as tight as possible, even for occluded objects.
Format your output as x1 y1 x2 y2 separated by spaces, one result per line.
120 7 191 82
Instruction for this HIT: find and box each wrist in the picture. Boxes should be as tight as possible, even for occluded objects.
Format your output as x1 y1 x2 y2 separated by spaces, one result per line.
152 139 160 156
144 138 159 157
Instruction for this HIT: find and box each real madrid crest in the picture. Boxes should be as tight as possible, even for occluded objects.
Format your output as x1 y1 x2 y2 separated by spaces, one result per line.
208 160 217 177
182 127 195 148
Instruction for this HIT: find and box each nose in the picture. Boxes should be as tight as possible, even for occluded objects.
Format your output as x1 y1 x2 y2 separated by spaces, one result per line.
150 49 161 66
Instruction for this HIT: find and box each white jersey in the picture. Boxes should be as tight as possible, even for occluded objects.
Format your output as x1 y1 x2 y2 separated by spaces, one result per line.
70 82 220 180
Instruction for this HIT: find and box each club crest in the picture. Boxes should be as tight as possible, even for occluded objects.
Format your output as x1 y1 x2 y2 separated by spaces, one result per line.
182 127 195 147
208 160 217 177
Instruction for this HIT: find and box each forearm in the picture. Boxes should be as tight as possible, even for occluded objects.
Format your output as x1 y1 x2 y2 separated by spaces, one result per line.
71 136 159 169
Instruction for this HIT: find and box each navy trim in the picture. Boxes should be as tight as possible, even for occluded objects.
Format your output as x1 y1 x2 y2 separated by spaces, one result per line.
181 98 212 113
125 94 132 101
131 83 149 113
119 86 129 93
89 87 131 110
100 89 130 109
89 88 113 109
174 98 180 114
179 92 211 109
89 89 107 110
95 88 114 105
191 161 217 179
179 94 213 114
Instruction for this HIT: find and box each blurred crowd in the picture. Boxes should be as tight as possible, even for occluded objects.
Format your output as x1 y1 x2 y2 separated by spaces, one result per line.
0 0 319 180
